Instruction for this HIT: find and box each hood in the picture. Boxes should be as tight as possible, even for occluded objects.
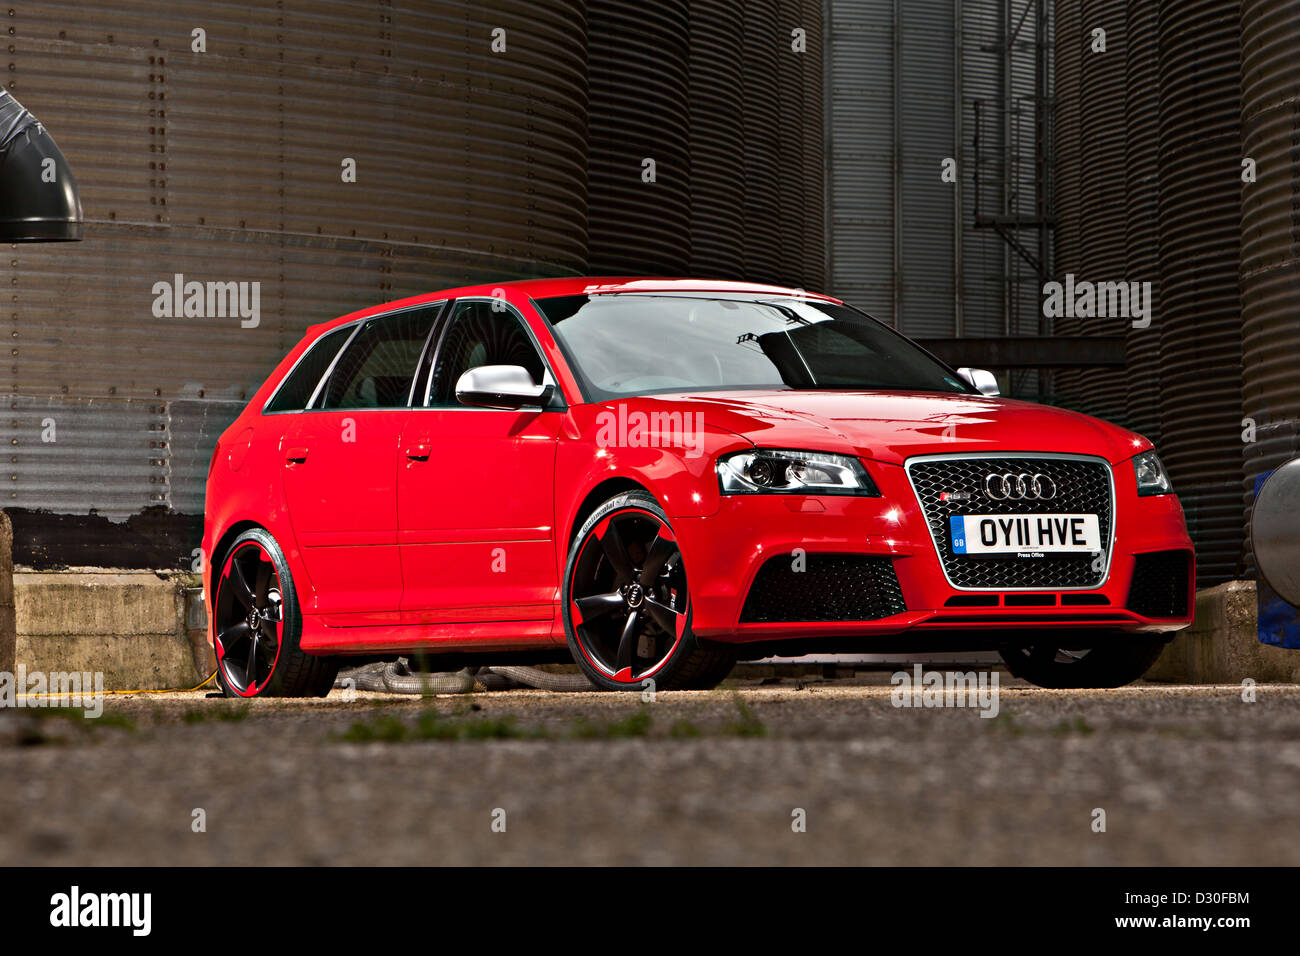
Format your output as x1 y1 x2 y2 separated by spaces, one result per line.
623 389 1150 466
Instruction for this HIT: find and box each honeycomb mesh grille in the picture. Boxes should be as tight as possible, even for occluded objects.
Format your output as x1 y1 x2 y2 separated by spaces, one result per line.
906 455 1113 590
1127 550 1191 618
740 554 907 623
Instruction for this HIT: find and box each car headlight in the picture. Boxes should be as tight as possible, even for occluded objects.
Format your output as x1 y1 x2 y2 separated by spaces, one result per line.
717 449 880 496
1133 450 1173 496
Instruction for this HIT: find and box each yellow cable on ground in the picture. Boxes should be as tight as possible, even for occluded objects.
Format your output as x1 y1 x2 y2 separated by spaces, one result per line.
14 671 219 700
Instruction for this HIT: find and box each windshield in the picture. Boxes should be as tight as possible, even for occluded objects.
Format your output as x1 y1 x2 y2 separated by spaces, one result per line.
533 293 972 400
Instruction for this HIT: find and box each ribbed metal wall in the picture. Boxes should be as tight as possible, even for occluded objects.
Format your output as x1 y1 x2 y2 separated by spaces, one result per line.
1052 0 1084 408
1055 0 1247 585
798 0 827 292
685 0 825 289
1073 0 1129 424
1239 0 1300 532
964 1 1046 346
775 0 826 291
8 0 591 564
8 0 830 567
741 0 786 285
903 0 959 336
687 1 746 279
586 0 690 275
1154 0 1246 586
825 0 894 318
825 0 1043 338
1122 0 1163 444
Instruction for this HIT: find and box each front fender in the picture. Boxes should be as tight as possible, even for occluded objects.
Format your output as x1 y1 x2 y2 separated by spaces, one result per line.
555 403 754 541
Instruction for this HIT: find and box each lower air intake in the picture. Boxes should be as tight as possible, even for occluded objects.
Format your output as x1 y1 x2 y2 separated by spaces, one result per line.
740 554 907 623
1127 550 1192 618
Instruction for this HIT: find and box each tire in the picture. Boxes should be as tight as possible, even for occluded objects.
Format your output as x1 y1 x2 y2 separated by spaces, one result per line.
562 491 736 691
999 637 1167 689
212 527 338 698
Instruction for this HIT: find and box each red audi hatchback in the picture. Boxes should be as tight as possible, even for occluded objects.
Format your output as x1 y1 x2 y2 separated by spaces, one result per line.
202 277 1194 696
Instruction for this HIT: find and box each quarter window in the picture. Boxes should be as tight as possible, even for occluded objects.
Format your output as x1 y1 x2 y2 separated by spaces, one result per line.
264 325 352 413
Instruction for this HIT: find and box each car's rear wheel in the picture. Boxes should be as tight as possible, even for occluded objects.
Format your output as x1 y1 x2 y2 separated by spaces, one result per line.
999 637 1167 689
563 491 735 691
213 527 337 698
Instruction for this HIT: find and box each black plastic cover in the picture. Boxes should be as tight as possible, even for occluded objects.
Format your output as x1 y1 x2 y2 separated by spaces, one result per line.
0 89 82 242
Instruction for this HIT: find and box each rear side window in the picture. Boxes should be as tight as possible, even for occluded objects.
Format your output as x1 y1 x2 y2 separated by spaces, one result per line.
264 325 353 413
319 307 438 410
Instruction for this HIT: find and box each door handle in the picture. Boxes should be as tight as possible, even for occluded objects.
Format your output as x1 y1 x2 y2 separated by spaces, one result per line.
404 444 431 462
285 446 309 464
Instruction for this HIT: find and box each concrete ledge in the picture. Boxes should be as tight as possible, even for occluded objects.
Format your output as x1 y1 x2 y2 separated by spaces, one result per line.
1145 580 1300 684
0 512 14 675
13 570 212 690
11 568 1300 689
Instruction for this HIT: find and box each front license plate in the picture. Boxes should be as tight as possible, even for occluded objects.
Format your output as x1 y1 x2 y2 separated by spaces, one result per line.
949 513 1101 556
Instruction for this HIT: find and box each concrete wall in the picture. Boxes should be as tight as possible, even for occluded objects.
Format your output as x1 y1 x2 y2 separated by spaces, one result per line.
1146 580 1300 683
13 570 213 690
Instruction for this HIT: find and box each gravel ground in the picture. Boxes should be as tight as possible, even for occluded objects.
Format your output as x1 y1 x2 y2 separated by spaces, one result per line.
2 674 1298 865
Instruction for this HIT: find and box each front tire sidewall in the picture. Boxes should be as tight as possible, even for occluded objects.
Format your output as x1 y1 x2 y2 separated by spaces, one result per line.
562 492 710 692
999 637 1167 689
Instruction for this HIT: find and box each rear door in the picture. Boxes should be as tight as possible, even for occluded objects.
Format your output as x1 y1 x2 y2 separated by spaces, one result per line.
280 304 442 624
397 298 561 622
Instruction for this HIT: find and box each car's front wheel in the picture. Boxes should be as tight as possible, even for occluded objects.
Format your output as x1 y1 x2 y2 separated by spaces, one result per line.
562 491 735 691
999 637 1167 689
212 527 337 698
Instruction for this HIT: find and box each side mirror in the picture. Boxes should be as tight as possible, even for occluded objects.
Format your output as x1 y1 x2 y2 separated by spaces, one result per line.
957 367 1000 397
455 365 554 410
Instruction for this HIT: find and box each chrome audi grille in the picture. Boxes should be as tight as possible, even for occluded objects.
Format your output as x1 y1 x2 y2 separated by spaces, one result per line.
906 455 1114 590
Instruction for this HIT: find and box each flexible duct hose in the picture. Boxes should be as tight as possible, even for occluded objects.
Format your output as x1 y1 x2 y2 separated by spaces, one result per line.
336 661 389 692
333 660 594 694
381 660 478 694
333 660 477 695
485 666 594 692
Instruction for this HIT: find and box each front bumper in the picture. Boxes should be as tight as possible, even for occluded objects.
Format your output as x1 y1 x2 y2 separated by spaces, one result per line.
673 458 1195 645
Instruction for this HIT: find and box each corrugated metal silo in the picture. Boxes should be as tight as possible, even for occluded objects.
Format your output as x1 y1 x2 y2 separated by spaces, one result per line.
741 0 786 286
825 0 1031 337
1239 0 1300 531
901 0 959 337
825 0 896 319
1052 0 1085 409
586 0 691 275
1154 0 1246 586
7 0 590 566
777 1 807 286
1122 0 1163 444
687 1 746 280
798 0 827 292
1073 0 1129 425
687 0 825 289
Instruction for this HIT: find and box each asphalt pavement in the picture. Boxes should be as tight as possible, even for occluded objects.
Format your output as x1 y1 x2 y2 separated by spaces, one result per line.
2 675 1297 865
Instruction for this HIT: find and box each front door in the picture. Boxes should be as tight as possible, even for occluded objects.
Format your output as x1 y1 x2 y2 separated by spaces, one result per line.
397 299 560 623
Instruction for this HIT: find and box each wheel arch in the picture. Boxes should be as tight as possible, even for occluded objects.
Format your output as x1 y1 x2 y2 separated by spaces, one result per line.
208 520 264 587
567 477 652 547
205 520 267 640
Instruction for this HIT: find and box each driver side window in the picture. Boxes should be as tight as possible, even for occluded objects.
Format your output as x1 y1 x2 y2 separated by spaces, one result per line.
427 300 547 407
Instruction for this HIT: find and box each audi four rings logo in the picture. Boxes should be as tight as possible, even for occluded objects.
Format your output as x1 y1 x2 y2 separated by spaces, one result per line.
984 472 1058 500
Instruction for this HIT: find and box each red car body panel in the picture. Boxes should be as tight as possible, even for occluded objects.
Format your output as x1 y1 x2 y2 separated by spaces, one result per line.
202 277 1195 659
